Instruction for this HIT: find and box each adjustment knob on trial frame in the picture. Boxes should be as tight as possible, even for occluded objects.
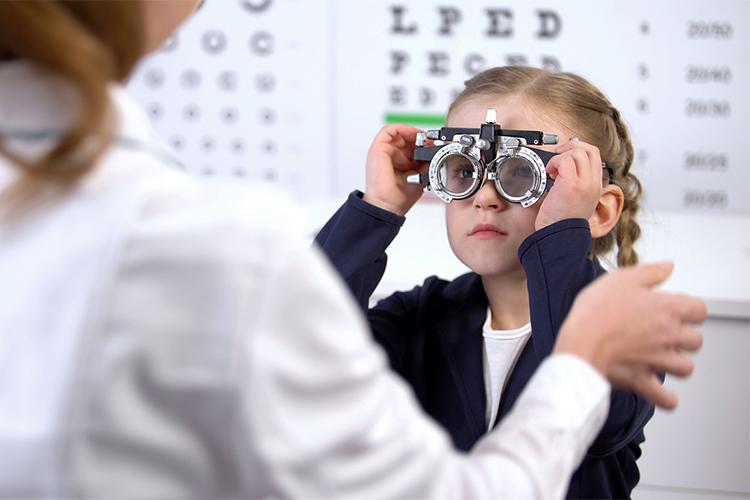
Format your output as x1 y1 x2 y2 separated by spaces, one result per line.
459 135 475 147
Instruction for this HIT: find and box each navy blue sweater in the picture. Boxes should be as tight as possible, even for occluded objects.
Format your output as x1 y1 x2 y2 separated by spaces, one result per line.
315 191 654 499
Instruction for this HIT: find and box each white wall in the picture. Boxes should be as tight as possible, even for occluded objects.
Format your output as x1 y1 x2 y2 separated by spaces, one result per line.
634 315 750 499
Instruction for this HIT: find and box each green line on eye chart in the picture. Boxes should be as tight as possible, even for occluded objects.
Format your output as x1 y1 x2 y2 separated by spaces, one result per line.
384 112 446 126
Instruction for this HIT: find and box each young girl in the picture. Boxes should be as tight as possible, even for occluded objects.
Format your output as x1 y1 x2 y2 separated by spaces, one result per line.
316 66 649 499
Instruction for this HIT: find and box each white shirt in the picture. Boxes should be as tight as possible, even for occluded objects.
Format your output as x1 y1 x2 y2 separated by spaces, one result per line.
482 311 532 430
0 61 610 499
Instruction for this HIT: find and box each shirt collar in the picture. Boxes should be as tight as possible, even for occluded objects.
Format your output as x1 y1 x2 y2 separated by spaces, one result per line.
0 61 179 169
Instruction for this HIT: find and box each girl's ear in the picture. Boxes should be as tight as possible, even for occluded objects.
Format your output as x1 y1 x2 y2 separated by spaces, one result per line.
589 184 624 238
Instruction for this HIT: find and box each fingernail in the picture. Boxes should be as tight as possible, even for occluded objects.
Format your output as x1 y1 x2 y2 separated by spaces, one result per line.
569 136 580 142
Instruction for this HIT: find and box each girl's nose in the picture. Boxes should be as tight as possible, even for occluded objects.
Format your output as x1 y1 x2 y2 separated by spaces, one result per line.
473 181 508 211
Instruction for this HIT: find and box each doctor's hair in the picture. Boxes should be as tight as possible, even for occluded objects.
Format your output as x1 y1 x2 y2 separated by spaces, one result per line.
447 66 642 267
0 1 144 213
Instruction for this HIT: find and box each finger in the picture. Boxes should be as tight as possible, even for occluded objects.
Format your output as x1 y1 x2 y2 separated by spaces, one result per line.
373 124 421 149
572 143 603 189
676 325 704 352
648 350 695 378
556 137 597 156
545 159 559 179
556 140 603 177
650 292 709 334
555 137 595 160
545 153 563 180
390 133 407 149
386 131 413 152
553 148 585 179
621 261 675 287
634 373 679 410
548 148 583 179
554 136 580 153
379 144 422 172
546 154 577 180
570 148 591 180
384 123 422 139
671 294 709 325
584 148 604 192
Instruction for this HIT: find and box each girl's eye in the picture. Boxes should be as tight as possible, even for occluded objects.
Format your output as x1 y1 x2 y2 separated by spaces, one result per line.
512 166 532 177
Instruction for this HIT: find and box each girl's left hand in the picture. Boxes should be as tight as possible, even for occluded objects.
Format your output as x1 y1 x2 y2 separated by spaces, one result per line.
534 138 604 230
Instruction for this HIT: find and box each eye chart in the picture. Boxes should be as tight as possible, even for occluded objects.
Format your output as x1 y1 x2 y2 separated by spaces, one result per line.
129 0 748 216
128 0 750 307
128 0 332 196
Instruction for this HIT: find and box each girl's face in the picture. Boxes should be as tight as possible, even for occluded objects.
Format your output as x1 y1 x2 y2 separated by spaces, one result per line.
445 95 575 279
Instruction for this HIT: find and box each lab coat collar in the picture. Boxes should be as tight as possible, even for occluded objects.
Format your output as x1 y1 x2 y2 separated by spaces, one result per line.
0 61 176 169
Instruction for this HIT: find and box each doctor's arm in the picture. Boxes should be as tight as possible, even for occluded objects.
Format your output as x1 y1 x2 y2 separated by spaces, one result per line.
245 238 705 499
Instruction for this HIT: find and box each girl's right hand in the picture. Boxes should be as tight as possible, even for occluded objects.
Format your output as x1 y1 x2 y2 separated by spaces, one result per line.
362 124 429 216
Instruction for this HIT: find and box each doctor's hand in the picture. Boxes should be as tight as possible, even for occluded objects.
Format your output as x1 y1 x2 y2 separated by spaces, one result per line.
554 262 707 410
363 124 428 217
534 138 605 231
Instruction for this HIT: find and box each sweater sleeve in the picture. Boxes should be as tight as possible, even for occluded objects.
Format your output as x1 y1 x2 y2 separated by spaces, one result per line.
518 219 654 456
314 190 428 371
314 190 404 311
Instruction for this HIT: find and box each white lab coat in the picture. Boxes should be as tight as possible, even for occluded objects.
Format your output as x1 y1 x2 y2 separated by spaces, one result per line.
0 61 610 499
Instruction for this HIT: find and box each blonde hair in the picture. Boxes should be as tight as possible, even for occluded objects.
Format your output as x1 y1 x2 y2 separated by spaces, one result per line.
0 1 144 214
448 66 642 266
